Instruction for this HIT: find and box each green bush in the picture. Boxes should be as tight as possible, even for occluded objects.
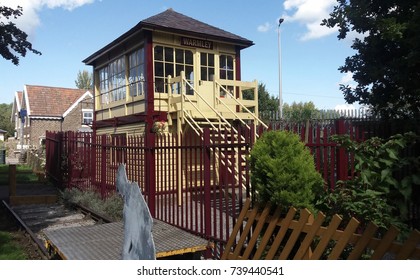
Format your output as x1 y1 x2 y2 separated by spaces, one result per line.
316 132 419 235
250 130 324 211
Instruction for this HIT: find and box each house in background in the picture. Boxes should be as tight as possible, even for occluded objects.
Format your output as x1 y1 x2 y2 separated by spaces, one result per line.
83 8 263 137
11 85 94 148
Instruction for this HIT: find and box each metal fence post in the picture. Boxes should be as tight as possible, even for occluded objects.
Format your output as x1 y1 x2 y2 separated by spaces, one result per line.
203 128 211 239
100 134 107 198
335 118 348 183
145 129 156 217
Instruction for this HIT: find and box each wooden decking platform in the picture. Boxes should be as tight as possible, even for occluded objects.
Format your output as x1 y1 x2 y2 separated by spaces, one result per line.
44 219 209 260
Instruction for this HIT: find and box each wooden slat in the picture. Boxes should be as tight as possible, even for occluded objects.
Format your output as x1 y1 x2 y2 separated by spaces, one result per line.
396 229 420 260
279 209 311 259
328 217 359 260
231 202 260 259
371 225 400 260
241 203 272 259
252 205 283 260
310 214 342 260
265 207 297 259
347 222 378 260
221 198 251 260
294 212 326 260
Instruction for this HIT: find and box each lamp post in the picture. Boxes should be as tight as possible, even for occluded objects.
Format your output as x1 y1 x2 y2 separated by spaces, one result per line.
278 18 284 119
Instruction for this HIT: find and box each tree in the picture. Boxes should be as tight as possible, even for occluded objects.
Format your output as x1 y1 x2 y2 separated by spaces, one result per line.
75 70 93 90
257 83 278 113
250 130 324 212
0 103 14 137
323 0 420 118
283 101 318 123
0 5 41 65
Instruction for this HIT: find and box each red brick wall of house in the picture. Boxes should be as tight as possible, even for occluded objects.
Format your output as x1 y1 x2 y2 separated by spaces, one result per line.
26 119 61 147
62 97 93 131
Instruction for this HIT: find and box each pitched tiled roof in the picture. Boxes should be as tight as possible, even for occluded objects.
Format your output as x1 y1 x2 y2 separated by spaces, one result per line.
24 85 87 117
84 9 253 64
141 9 253 45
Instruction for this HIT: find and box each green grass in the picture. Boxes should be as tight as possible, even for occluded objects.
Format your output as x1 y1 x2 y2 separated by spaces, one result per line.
0 164 39 185
0 231 27 260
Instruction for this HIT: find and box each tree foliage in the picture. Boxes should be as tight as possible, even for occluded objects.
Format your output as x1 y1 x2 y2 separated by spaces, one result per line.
0 103 13 137
323 0 420 118
317 132 419 233
0 5 41 65
283 101 318 123
75 70 93 90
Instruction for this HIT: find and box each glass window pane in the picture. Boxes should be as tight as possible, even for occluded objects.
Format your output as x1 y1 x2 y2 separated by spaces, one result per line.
227 71 234 80
165 62 174 77
176 65 183 76
201 54 207 66
185 50 193 65
154 46 163 61
155 78 165 93
209 68 214 80
176 49 184 64
208 54 214 67
155 62 164 77
201 67 207 81
165 47 174 62
227 56 233 69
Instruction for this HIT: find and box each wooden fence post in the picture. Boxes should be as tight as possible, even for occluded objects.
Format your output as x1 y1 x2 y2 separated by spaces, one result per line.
335 119 348 183
9 164 16 197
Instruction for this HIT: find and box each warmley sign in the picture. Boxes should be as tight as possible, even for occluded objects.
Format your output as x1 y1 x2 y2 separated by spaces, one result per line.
181 37 213 49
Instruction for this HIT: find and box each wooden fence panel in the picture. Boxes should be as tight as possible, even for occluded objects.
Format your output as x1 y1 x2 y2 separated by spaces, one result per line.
222 198 420 260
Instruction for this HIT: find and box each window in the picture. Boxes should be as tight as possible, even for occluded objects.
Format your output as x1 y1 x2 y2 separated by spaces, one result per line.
154 45 194 93
219 54 235 97
109 57 126 102
97 57 126 104
129 48 145 97
82 110 93 125
98 67 109 104
219 54 234 80
200 52 215 81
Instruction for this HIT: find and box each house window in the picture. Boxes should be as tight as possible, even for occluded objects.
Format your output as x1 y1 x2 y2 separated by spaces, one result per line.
154 45 194 93
98 56 126 104
219 54 234 80
82 110 93 125
200 52 215 81
129 47 145 97
219 54 235 97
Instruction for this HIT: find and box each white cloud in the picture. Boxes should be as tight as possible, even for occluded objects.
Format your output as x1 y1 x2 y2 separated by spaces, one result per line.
339 72 357 89
257 22 272 33
1 0 95 36
283 0 337 41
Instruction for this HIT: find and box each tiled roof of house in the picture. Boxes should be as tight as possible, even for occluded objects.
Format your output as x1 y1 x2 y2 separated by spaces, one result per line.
84 9 253 64
24 85 88 117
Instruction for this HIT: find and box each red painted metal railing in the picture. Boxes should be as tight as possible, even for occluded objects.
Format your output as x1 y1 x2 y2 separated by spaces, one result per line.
45 118 419 257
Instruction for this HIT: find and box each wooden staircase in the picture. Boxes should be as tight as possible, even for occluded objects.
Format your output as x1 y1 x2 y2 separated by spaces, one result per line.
167 72 268 198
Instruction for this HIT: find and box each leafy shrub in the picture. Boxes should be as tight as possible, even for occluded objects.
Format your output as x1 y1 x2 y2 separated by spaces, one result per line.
249 130 324 211
316 132 419 235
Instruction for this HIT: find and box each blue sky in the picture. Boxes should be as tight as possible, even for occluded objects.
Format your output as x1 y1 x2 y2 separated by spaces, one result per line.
0 0 359 110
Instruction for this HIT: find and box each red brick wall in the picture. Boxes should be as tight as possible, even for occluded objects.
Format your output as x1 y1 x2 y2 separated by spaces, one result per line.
27 119 61 147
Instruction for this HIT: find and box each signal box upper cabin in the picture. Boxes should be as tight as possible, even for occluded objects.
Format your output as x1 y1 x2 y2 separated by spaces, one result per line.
83 8 263 136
